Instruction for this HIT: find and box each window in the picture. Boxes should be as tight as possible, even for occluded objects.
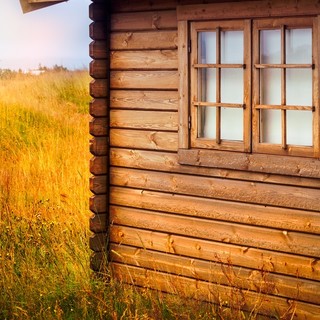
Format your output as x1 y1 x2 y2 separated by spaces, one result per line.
177 2 320 178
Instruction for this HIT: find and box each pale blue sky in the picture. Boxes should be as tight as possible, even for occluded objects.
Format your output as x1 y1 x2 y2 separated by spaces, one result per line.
0 0 91 70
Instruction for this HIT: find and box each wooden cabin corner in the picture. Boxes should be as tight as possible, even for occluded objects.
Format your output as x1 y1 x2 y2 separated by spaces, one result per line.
88 0 320 318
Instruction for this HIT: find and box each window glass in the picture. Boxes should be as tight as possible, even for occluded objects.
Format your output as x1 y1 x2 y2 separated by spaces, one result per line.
287 110 313 146
221 31 243 63
260 30 281 64
286 28 312 64
198 106 216 138
198 68 216 102
260 109 281 144
198 32 216 64
221 108 243 140
260 69 281 105
221 69 243 103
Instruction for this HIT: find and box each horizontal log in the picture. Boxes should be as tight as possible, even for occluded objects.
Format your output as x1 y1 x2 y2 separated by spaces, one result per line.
89 117 108 137
110 225 320 281
90 252 107 272
110 167 320 211
90 175 107 194
110 50 177 70
110 244 320 305
90 98 108 117
90 137 108 156
90 213 108 233
90 233 107 252
110 148 320 188
110 70 178 90
179 149 320 179
110 31 178 50
90 41 108 59
89 3 109 21
110 205 320 257
90 21 108 40
111 263 320 320
110 110 178 131
90 79 108 98
111 10 177 31
110 90 178 110
110 129 178 151
90 195 107 213
110 187 320 234
90 60 109 79
90 156 108 175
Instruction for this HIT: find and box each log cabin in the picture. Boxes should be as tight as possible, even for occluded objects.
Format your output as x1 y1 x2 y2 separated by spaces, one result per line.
22 0 320 318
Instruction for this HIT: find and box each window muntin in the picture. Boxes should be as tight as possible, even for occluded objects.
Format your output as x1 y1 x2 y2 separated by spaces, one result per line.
191 20 251 152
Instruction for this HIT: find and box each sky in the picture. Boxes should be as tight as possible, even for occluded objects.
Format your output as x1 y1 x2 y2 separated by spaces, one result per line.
0 0 91 70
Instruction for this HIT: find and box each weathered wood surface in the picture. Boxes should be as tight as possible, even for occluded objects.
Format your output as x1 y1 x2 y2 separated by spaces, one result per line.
110 50 177 70
110 110 178 131
110 90 178 110
110 224 320 281
111 11 177 31
110 167 320 211
109 205 320 256
110 244 320 304
110 148 320 188
110 71 178 89
110 187 320 234
110 31 178 50
111 263 320 320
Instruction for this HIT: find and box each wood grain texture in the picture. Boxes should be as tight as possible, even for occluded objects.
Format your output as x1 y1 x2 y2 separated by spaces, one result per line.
110 50 177 70
110 224 320 281
110 71 178 90
109 205 320 256
90 79 108 98
90 195 107 213
90 60 109 79
110 187 320 234
90 99 108 117
111 10 177 31
89 117 108 137
110 110 178 131
90 41 109 59
90 137 108 156
90 175 108 195
110 167 320 211
110 31 178 50
90 156 108 175
90 213 108 233
110 90 178 110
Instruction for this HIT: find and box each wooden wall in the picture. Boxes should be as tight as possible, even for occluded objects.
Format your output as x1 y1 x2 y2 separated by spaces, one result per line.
90 0 320 318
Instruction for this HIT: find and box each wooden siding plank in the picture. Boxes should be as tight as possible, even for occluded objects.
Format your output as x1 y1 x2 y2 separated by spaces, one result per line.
110 129 178 151
111 263 320 320
110 187 320 235
111 11 177 31
109 205 320 257
110 71 178 90
179 149 320 179
110 50 177 70
177 1 320 21
110 148 320 188
110 110 178 131
90 137 108 156
110 244 320 305
90 175 107 195
110 31 178 50
89 117 108 137
110 225 320 281
90 41 108 59
110 90 178 110
110 167 320 211
90 99 108 117
90 156 107 175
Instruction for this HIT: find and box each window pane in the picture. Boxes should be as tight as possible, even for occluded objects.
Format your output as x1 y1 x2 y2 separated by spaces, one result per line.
198 106 216 139
198 32 216 64
198 68 216 102
260 109 281 144
287 110 312 146
221 69 243 103
286 69 312 106
221 31 243 64
260 30 281 64
286 28 312 64
221 107 243 141
260 69 281 105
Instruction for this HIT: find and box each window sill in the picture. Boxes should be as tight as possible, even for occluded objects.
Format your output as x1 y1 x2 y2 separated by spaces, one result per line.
178 149 320 179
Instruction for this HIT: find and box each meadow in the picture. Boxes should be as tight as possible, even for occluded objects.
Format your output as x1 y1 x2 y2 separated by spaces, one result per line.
0 69 228 320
